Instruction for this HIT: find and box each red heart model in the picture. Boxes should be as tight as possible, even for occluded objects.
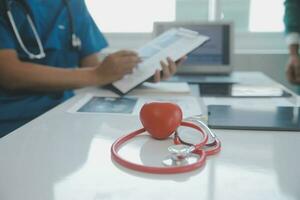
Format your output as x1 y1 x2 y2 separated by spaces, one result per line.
140 102 183 140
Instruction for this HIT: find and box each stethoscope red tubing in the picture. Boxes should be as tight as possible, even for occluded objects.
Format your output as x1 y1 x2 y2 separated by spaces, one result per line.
111 121 220 174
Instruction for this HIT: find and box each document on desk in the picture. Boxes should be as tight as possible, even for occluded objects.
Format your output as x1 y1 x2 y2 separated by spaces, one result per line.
111 28 209 95
68 94 202 117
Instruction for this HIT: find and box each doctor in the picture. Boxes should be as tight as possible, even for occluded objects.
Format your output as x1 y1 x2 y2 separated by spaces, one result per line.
0 0 183 137
284 0 300 85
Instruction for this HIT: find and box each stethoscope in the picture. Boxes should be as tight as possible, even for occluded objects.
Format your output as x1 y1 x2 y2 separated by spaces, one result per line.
4 0 82 60
111 103 221 174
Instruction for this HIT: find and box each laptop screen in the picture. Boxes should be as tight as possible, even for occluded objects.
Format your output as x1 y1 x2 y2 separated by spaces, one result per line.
153 22 233 74
184 24 230 66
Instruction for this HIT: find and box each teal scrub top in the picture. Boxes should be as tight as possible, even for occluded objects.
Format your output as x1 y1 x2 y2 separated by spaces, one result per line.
0 0 108 137
284 0 300 34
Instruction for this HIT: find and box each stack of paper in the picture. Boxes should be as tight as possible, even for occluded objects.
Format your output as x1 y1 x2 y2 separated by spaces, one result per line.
127 82 191 96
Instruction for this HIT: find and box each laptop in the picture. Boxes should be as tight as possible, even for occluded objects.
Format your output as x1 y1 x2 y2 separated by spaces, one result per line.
153 21 235 83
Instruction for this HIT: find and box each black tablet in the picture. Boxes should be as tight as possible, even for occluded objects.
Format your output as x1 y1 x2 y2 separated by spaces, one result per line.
199 83 292 97
208 105 300 131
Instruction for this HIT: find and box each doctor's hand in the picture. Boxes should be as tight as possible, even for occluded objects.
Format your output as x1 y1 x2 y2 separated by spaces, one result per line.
93 50 141 85
152 56 187 82
286 54 300 84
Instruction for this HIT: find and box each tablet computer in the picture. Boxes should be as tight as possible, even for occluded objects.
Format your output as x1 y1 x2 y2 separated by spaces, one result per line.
207 105 300 131
199 83 292 97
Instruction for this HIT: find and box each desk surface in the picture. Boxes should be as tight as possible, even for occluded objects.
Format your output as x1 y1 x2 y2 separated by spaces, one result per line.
1 72 300 200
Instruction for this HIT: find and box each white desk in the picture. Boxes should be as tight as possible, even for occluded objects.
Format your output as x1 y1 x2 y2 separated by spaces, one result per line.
1 72 300 200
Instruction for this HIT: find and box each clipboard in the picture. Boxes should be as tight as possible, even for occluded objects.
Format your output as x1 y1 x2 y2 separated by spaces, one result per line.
111 28 210 95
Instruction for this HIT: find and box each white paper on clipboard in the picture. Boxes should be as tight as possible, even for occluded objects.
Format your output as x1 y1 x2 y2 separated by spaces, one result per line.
112 28 210 95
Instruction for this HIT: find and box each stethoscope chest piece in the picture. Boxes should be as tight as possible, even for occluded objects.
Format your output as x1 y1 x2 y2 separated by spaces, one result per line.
162 144 201 167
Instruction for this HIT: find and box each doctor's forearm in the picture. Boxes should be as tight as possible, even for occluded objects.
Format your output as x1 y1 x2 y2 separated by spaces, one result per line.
0 51 100 91
0 61 98 91
80 52 101 67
